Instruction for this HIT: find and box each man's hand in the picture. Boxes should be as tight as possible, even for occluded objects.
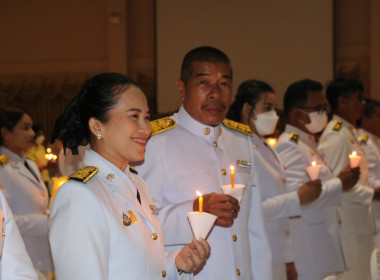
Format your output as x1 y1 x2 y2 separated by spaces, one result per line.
175 238 211 274
285 262 298 280
193 192 240 227
338 165 360 191
297 179 322 205
374 187 380 201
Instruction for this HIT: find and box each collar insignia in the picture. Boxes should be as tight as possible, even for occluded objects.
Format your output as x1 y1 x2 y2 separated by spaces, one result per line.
289 132 299 143
0 155 10 167
122 212 132 226
333 120 343 131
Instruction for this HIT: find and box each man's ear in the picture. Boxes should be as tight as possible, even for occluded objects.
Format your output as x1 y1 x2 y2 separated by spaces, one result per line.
337 95 347 110
0 127 11 143
176 79 186 102
88 117 103 138
289 107 301 123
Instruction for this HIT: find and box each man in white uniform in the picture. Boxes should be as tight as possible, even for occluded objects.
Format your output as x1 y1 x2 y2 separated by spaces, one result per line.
0 183 38 279
319 78 380 280
276 79 360 280
358 98 380 249
135 46 272 279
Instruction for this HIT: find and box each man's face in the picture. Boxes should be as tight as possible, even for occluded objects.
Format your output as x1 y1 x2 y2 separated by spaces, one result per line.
363 106 380 137
340 91 365 122
177 61 232 126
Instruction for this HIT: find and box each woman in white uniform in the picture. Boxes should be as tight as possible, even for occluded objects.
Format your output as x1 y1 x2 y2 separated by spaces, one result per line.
0 106 53 277
227 80 324 280
49 73 210 280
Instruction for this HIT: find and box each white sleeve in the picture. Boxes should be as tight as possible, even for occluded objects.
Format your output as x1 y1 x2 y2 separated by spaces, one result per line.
262 191 301 220
0 192 39 280
49 184 109 280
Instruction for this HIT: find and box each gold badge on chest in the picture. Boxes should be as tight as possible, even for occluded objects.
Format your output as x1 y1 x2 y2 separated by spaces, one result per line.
122 212 132 226
122 211 138 226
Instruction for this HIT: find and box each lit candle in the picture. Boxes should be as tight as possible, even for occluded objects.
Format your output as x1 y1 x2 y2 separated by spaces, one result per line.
305 160 321 180
230 165 235 188
266 137 277 147
196 191 203 214
349 151 362 168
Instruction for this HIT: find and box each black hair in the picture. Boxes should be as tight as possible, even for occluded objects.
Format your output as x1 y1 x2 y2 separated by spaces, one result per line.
51 73 138 154
227 80 274 122
283 79 323 118
180 46 232 84
0 106 31 145
363 98 380 118
326 78 364 113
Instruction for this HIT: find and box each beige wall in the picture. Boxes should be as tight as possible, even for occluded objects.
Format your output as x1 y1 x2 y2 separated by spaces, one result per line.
156 0 333 112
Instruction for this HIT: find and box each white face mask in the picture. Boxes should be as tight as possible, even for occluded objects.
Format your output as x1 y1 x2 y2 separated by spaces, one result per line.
304 111 328 134
35 135 45 145
252 110 279 136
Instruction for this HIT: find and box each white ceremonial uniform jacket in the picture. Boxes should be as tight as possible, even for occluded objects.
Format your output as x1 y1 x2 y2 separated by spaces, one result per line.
275 125 346 276
0 146 52 272
318 115 375 237
251 133 301 266
357 129 380 237
49 149 185 280
135 106 273 280
0 190 38 279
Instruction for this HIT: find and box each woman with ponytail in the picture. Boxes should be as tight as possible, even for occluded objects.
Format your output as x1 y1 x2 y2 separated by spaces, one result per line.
49 73 210 280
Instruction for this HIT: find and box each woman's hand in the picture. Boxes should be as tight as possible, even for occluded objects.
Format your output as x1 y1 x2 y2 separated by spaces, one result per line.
175 238 211 274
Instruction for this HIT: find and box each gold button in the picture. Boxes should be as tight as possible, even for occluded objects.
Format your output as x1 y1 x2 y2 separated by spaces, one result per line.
204 128 210 135
161 270 166 278
282 178 286 183
213 141 218 147
221 168 227 175
219 128 222 136
236 269 241 276
232 234 237 242
106 173 115 182
338 220 342 225
286 230 290 236
350 139 355 144
41 192 46 197
151 233 158 240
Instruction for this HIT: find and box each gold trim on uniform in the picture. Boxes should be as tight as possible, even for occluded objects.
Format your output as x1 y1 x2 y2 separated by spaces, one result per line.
68 166 99 184
221 168 227 175
360 134 369 144
289 132 299 144
128 210 138 223
333 120 343 131
0 155 10 167
222 119 253 136
129 165 138 174
151 117 176 136
151 233 158 240
161 270 167 278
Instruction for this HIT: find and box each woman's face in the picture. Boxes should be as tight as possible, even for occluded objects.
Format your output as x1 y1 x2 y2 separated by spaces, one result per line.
94 86 152 168
253 92 277 117
2 113 35 155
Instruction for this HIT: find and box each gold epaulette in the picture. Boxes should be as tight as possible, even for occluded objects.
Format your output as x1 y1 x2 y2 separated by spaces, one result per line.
360 134 369 144
222 119 253 136
333 120 343 131
68 166 99 184
24 154 36 162
151 117 176 136
289 132 299 144
0 155 10 167
129 165 138 174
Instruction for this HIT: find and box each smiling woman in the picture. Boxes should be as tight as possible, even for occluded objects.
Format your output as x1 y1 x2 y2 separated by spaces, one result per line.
49 72 210 280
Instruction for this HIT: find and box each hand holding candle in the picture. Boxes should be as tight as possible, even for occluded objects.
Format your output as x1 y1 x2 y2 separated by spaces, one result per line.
230 165 235 188
305 160 321 180
349 151 362 168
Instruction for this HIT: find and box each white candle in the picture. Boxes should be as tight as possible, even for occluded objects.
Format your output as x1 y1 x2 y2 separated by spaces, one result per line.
349 151 362 168
305 160 321 180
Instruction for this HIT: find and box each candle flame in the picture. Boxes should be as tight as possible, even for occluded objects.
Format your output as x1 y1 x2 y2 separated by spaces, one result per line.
196 191 202 197
46 148 52 153
312 161 316 166
351 151 357 157
230 165 235 171
266 137 277 147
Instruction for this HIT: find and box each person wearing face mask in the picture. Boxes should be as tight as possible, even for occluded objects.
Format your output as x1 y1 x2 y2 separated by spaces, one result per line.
318 78 380 280
275 79 360 280
228 80 330 280
25 125 52 191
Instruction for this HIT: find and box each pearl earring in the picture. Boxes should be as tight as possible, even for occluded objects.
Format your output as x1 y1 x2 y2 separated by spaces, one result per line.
97 134 102 140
